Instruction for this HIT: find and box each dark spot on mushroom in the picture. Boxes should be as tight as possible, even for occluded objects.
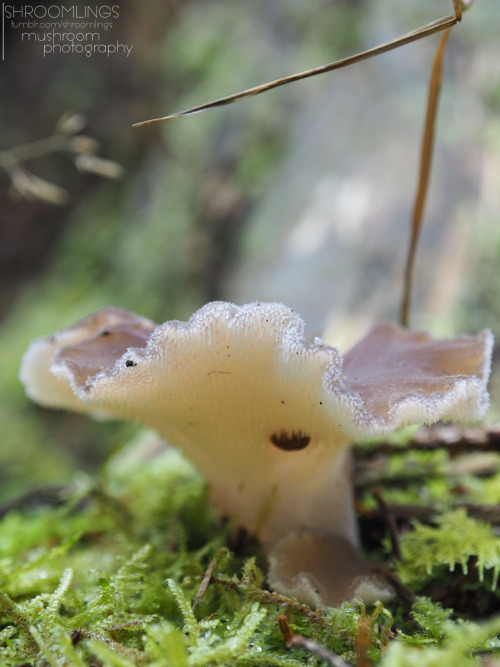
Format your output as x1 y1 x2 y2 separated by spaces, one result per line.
270 429 311 451
99 330 111 337
281 400 285 405
125 359 137 367
319 401 323 405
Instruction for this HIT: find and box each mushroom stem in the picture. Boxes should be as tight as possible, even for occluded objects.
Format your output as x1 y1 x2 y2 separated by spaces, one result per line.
179 438 357 550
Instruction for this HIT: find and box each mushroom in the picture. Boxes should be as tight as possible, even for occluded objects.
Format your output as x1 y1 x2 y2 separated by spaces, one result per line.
20 301 492 606
21 307 156 417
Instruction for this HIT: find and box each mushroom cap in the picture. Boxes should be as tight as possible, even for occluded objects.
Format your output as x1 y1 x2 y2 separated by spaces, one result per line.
20 301 492 549
340 321 493 436
20 307 156 417
21 302 492 436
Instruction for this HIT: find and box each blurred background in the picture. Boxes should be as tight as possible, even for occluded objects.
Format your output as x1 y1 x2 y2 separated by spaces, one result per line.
0 0 499 504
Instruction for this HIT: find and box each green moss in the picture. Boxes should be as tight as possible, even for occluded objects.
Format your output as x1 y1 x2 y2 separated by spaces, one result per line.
381 606 500 666
397 509 500 589
1 432 500 666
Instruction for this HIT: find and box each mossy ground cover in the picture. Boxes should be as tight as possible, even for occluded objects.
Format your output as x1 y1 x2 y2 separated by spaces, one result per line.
2 430 500 666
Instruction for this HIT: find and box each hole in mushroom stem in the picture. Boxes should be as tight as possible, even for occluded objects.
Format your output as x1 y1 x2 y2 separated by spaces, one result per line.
270 429 311 451
125 359 137 367
99 330 111 337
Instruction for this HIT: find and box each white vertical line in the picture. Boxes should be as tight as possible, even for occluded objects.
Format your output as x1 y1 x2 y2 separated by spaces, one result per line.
2 4 5 62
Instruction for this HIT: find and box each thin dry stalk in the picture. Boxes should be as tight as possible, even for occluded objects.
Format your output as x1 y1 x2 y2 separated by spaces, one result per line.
400 28 451 327
133 8 461 126
192 556 217 612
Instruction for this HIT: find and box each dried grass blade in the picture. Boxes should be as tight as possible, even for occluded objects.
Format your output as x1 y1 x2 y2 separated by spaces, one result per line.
452 0 463 22
192 556 217 613
133 15 457 127
400 29 451 328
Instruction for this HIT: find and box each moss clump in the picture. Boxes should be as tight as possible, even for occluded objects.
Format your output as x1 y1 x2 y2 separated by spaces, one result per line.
2 432 500 666
397 509 500 589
